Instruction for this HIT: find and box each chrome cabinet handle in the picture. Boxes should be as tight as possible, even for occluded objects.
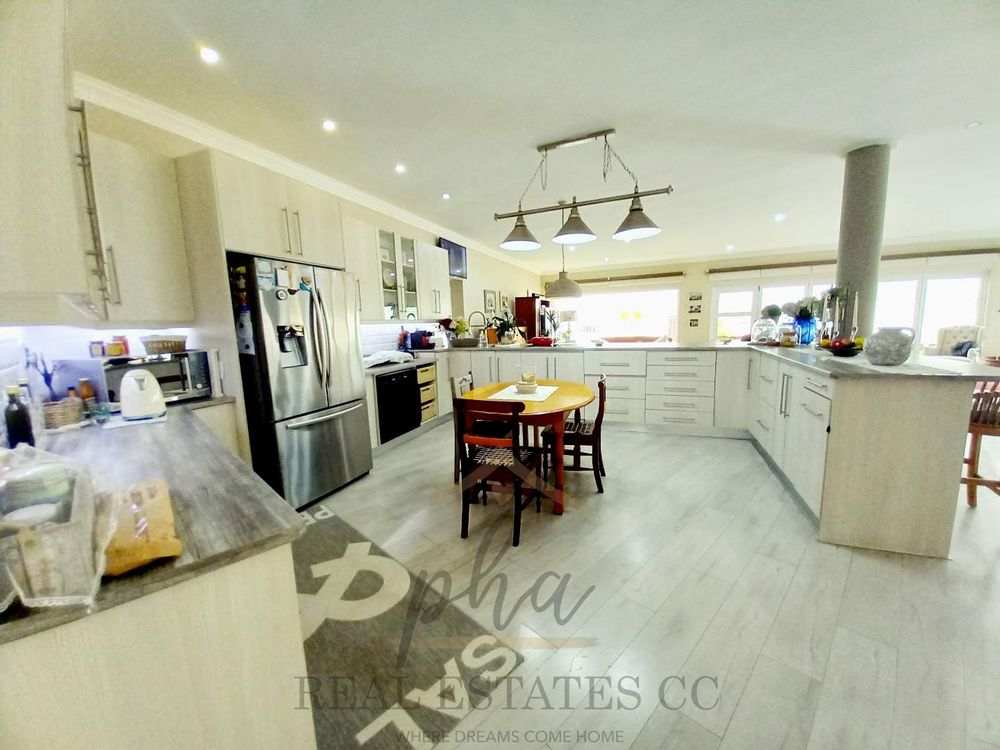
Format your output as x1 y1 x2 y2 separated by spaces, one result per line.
746 357 753 390
293 210 305 256
661 416 696 423
552 356 557 379
778 374 787 416
801 403 825 419
489 356 493 382
105 245 122 304
661 372 699 378
606 386 630 392
355 279 362 313
659 386 697 393
805 378 829 390
660 356 699 362
658 402 697 409
282 208 293 254
606 408 629 415
760 374 774 383
755 418 770 431
600 362 629 367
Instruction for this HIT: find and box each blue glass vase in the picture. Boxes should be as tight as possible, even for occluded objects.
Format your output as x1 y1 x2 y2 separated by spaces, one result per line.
794 316 816 345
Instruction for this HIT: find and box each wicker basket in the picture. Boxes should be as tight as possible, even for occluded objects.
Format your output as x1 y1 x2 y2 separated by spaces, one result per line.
140 336 187 355
42 399 84 430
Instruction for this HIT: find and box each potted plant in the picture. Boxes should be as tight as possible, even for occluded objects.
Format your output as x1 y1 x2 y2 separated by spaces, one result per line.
491 310 519 345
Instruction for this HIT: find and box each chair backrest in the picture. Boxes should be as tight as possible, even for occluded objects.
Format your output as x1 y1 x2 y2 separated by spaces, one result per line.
453 397 524 454
592 374 608 430
938 325 984 355
971 381 1000 428
451 371 474 399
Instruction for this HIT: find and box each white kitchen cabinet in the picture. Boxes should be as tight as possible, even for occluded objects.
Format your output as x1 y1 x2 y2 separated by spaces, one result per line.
448 350 473 382
284 179 345 269
498 353 523 382
89 133 194 323
435 354 453 416
341 215 382 321
519 350 582 381
584 350 647 377
0 3 104 322
191 402 240 456
210 152 344 267
783 381 831 516
469 351 495 386
417 241 451 319
375 230 419 320
713 350 753 430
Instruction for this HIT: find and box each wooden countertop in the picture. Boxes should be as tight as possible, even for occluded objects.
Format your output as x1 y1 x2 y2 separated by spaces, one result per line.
0 408 304 645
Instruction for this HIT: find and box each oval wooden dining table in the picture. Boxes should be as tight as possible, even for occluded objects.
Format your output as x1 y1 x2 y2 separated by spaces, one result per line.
460 378 595 515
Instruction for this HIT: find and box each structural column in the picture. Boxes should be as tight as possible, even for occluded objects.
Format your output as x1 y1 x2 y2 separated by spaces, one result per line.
835 144 890 337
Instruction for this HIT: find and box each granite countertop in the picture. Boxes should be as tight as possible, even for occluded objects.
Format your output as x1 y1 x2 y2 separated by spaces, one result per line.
750 345 1000 380
0 407 304 645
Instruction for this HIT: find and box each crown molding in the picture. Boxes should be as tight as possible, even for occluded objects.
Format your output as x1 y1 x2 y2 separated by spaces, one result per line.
72 73 539 275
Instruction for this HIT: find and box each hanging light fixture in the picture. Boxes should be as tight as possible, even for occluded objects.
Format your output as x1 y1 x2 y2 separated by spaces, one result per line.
499 207 541 251
546 243 583 298
612 189 661 241
553 198 596 244
494 129 672 252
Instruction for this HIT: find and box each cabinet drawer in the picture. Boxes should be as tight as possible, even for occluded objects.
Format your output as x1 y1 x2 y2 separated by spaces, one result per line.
644 409 714 428
587 374 644 399
757 367 780 407
646 394 715 413
601 397 646 423
750 399 775 448
758 354 779 381
800 372 834 399
584 350 647 376
647 364 716 382
419 383 436 403
416 364 436 385
795 387 831 423
421 401 437 422
645 379 715 398
647 351 716 367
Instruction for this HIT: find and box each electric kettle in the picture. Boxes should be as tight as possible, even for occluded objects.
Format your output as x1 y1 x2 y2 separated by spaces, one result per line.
119 369 167 420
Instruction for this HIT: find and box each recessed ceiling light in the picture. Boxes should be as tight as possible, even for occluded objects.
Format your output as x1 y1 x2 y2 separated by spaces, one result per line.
773 212 787 223
965 121 982 129
395 163 407 174
568 245 576 252
322 120 336 132
441 193 450 200
725 244 736 252
199 46 220 65
603 257 610 262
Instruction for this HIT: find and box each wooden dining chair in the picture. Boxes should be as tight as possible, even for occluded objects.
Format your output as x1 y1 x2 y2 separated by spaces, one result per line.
451 371 511 483
962 380 1000 507
542 375 607 493
454 398 545 547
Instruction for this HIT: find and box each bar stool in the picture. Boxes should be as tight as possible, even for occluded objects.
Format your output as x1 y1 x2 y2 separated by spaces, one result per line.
962 381 1000 507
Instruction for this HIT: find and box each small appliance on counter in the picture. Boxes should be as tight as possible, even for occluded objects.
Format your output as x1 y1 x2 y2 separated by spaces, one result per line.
119 369 166 420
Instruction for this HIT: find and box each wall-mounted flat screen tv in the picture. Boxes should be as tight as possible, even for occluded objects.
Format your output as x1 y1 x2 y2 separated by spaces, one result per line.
438 237 468 279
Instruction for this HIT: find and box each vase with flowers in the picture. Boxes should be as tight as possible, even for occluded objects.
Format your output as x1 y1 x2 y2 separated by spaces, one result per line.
782 299 817 345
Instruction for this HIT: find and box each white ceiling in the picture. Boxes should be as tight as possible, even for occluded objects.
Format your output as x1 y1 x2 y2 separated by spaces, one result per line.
68 1 1000 274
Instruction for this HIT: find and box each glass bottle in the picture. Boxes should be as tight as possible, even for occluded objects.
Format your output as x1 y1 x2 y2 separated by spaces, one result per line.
5 385 34 447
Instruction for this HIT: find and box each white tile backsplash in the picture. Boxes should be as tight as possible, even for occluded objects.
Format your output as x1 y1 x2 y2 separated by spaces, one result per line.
361 322 444 356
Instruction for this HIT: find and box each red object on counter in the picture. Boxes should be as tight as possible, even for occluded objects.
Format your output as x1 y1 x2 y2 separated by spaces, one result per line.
529 337 553 347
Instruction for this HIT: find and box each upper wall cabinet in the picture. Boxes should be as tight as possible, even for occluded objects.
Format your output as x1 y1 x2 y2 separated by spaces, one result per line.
211 152 345 269
416 241 452 319
341 215 382 321
89 133 195 323
0 3 101 322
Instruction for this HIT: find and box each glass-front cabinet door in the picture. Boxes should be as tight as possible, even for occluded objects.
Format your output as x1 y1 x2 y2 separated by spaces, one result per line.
378 229 400 320
400 237 419 319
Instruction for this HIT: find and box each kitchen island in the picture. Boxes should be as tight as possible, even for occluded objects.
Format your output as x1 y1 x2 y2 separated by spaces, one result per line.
0 409 315 749
421 342 1000 558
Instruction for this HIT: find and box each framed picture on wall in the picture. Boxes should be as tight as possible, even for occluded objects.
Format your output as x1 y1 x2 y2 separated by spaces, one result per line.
689 318 699 327
688 304 702 314
688 292 703 302
500 293 511 312
484 289 498 316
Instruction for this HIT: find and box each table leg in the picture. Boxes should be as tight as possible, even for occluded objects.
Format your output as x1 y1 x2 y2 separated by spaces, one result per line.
553 418 565 515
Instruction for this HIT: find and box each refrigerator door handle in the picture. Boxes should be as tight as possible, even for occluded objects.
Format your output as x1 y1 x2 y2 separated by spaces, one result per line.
309 290 326 388
315 287 334 390
286 401 365 429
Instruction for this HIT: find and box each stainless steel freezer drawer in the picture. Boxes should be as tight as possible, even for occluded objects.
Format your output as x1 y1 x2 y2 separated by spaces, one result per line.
275 399 373 508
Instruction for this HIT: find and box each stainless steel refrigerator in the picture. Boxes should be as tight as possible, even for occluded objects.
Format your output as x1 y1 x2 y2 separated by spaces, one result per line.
228 254 372 508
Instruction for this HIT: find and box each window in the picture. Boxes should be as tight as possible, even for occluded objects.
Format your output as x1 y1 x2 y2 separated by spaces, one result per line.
760 284 807 311
714 289 755 340
873 280 919 330
919 277 983 348
549 288 679 340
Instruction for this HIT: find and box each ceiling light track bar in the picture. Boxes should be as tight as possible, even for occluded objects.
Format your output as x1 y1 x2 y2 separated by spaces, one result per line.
536 128 615 153
494 186 673 221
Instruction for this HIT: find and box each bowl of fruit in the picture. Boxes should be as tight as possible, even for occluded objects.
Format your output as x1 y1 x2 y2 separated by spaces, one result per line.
829 337 864 357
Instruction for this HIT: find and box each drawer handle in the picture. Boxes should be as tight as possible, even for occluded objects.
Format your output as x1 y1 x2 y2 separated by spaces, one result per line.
755 418 770 431
606 409 629 415
659 372 700 378
659 387 698 393
760 375 774 383
606 386 631 392
600 362 630 367
661 356 699 362
658 402 697 409
661 416 696 423
805 378 829 390
800 403 826 419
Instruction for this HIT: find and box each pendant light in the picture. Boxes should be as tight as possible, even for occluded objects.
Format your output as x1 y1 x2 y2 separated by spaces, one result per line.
612 189 661 241
499 207 541 251
552 198 596 245
546 244 583 298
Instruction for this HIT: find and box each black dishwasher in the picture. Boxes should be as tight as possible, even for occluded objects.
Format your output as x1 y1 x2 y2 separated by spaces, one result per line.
375 368 422 444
